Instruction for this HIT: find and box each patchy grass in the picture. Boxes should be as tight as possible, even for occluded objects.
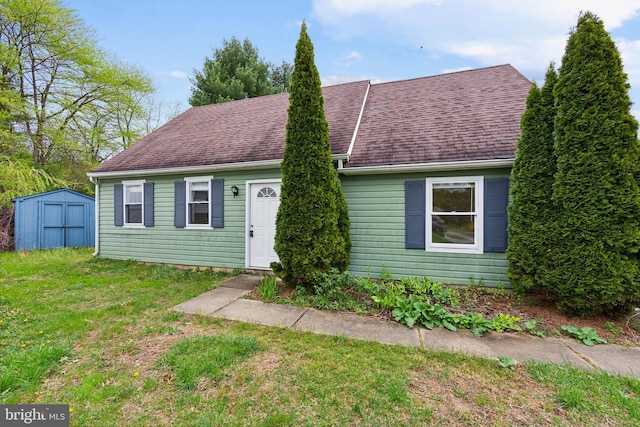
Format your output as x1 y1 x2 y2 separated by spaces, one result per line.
158 335 262 390
1 248 639 426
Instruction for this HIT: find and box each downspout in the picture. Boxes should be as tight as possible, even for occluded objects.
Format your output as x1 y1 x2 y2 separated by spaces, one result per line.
89 176 99 256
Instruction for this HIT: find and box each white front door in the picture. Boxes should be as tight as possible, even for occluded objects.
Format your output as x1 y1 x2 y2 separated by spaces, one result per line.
249 182 281 268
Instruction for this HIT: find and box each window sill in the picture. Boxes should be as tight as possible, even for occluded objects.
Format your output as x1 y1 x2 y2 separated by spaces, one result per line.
185 225 213 230
426 246 483 255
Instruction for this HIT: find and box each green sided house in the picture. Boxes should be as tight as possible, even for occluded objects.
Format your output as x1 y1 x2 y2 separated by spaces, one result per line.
88 64 531 287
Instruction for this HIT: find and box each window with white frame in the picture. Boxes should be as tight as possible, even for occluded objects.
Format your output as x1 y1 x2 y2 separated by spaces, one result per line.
123 181 144 225
186 178 211 226
426 177 483 253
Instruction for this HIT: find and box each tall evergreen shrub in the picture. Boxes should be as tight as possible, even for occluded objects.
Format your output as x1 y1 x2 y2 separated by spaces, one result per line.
507 65 558 294
548 12 640 316
272 22 351 287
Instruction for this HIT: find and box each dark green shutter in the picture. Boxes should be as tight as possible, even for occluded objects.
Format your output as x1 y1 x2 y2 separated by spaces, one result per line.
483 177 509 252
114 184 123 226
174 181 186 227
405 180 426 249
211 179 224 228
143 182 154 227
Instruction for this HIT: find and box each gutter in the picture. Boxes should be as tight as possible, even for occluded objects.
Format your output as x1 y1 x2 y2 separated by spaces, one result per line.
87 159 284 179
89 175 99 257
337 158 514 175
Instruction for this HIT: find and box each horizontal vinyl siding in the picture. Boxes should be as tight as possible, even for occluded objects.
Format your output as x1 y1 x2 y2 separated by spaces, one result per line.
97 169 279 268
98 167 510 287
341 170 511 287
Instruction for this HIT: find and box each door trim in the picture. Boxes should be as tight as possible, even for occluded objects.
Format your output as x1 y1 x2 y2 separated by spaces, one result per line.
245 179 282 269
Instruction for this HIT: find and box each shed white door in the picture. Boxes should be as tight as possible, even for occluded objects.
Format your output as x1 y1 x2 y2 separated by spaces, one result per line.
249 182 281 268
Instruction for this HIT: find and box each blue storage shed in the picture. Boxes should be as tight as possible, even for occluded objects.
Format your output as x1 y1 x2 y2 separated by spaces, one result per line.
12 189 95 251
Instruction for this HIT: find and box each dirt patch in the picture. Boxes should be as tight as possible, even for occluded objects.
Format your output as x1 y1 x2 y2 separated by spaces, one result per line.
409 365 566 426
110 322 213 373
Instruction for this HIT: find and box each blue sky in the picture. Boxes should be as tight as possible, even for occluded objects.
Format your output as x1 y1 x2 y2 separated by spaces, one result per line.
66 0 640 122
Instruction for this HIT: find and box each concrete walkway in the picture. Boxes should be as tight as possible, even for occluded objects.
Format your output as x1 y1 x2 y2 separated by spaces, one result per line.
172 274 640 379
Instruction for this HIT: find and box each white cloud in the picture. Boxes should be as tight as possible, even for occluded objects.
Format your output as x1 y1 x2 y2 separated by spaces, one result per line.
159 70 189 80
321 74 385 86
312 0 640 74
441 66 473 74
342 50 363 62
169 71 189 79
617 38 640 85
315 0 440 16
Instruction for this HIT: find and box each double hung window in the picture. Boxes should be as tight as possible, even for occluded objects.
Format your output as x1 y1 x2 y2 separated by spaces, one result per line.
426 177 483 253
186 178 211 227
124 181 144 226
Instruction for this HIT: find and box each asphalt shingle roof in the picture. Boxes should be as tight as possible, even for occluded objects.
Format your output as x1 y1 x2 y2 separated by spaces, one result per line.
348 65 531 167
92 65 531 174
93 80 370 173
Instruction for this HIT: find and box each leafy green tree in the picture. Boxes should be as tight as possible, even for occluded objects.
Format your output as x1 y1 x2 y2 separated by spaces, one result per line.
0 0 154 168
0 0 154 200
189 37 292 106
507 64 557 294
272 22 351 287
0 155 65 208
547 12 640 316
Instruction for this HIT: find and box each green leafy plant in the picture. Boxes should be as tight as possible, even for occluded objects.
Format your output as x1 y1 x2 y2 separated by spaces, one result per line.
497 356 516 370
602 322 624 335
523 319 547 338
560 326 607 346
412 299 459 332
392 294 490 334
257 275 279 302
424 279 461 308
456 313 493 337
391 294 423 328
491 313 522 333
284 270 375 314
380 266 393 283
371 280 406 311
398 276 428 296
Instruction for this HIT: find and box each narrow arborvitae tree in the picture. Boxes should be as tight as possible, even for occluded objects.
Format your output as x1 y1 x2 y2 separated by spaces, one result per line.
272 22 351 287
547 12 640 316
507 64 558 294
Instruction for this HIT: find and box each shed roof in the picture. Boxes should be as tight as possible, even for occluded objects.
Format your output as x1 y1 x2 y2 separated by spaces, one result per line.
90 65 531 176
11 189 95 203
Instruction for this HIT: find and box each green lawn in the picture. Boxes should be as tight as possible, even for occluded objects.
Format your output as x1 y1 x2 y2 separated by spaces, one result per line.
1 249 639 426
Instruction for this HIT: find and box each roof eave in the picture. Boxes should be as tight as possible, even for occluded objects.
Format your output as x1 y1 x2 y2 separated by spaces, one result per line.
338 158 514 175
88 153 350 179
87 159 283 179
